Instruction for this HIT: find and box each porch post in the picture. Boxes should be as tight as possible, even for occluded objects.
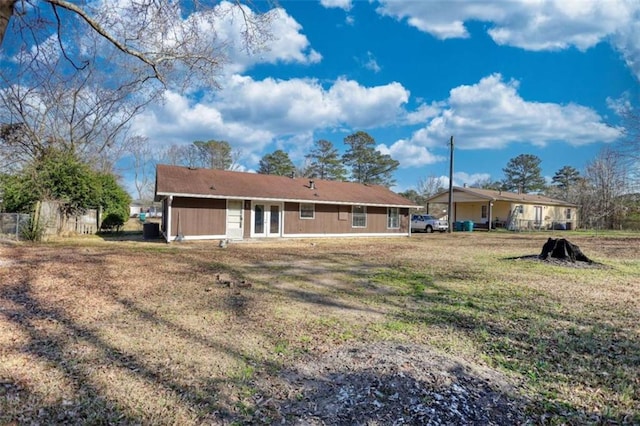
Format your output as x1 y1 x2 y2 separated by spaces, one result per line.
488 201 493 232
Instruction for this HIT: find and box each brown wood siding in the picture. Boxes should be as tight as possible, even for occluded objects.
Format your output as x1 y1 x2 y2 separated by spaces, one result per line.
284 203 408 235
171 197 226 236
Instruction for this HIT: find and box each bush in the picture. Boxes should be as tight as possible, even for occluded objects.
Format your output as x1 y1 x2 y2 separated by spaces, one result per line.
20 215 44 242
100 213 125 233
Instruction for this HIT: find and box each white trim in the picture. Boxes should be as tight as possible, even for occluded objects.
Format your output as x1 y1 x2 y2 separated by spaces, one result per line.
155 191 416 208
164 196 173 243
282 232 408 238
171 234 227 241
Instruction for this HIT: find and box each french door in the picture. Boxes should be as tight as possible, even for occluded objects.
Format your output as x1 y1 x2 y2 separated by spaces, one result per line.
253 203 281 237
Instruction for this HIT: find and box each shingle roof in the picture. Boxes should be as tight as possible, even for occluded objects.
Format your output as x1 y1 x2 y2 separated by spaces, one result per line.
155 164 418 208
426 186 577 207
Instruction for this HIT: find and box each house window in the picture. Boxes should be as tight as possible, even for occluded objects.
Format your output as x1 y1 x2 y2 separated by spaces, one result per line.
387 207 399 229
481 205 487 219
352 205 367 228
566 208 572 220
300 203 315 219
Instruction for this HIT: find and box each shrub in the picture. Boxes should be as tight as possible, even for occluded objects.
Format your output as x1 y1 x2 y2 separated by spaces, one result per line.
100 213 125 233
20 215 44 242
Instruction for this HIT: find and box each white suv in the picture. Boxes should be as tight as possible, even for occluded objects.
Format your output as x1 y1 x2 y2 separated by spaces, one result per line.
411 214 448 233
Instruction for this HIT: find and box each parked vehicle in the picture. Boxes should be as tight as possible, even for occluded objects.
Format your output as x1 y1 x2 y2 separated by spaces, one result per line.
411 214 448 233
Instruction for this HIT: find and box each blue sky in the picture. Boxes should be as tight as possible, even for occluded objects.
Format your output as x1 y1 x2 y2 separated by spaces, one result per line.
131 0 640 193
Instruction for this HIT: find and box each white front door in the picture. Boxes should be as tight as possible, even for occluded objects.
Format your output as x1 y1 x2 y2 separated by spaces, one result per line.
253 203 281 237
227 200 243 239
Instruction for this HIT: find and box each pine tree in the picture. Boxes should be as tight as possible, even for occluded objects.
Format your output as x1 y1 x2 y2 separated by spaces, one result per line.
257 150 296 176
342 131 399 187
502 154 546 194
551 165 581 189
305 139 347 180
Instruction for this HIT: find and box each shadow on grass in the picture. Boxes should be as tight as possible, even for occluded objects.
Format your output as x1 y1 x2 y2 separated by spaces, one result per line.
387 276 640 424
2 240 637 424
0 247 282 424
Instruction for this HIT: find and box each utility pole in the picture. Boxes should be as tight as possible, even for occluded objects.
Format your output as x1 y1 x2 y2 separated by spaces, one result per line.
448 136 454 233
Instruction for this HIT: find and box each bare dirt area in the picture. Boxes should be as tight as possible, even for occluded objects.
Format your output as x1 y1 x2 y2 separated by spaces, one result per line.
1 232 639 425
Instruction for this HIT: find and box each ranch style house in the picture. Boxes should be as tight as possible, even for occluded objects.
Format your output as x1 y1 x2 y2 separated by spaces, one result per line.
425 186 579 231
154 164 419 242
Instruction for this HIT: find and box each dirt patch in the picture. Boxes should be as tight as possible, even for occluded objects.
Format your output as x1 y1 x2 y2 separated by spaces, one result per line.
256 342 528 425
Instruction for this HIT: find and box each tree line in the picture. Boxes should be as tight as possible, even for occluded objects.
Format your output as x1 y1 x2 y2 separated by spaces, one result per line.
156 130 400 187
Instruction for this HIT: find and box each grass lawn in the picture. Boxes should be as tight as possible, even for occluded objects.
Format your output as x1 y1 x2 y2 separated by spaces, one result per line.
1 231 638 424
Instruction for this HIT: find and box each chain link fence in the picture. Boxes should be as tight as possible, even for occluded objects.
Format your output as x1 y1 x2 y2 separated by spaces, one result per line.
0 213 31 240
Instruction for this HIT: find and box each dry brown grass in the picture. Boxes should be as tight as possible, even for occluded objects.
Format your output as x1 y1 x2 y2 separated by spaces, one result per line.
1 231 638 424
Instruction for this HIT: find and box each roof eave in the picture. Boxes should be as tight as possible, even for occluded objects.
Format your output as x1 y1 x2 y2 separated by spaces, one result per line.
155 191 419 209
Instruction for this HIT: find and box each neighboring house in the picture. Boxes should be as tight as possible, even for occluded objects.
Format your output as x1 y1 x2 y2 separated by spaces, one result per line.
154 164 419 242
129 202 145 218
425 186 578 231
129 202 163 218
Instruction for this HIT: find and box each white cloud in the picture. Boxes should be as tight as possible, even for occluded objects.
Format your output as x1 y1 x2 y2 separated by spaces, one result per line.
611 19 640 81
376 73 622 169
320 0 353 11
377 140 445 168
210 3 322 74
405 102 442 125
364 51 381 73
412 73 622 150
141 72 622 172
375 0 640 79
453 172 492 187
133 76 410 166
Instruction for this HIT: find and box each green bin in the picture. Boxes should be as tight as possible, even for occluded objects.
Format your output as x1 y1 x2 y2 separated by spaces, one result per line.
463 220 474 232
454 221 463 232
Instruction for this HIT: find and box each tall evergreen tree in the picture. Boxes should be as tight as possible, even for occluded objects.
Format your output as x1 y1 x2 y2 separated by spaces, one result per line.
342 131 399 187
257 149 295 176
552 165 581 189
305 139 347 180
502 154 546 194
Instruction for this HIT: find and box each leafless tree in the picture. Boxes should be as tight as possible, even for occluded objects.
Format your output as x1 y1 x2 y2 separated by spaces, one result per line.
578 148 628 229
417 175 446 198
0 1 273 170
616 102 640 191
127 136 157 202
1 1 273 88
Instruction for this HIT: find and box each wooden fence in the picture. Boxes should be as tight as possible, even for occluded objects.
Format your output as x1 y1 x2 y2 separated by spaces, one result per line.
38 201 99 236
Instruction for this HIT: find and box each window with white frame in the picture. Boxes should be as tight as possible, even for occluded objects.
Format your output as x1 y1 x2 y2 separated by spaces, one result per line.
387 207 399 228
481 205 487 219
566 208 572 220
300 203 315 219
352 205 367 228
